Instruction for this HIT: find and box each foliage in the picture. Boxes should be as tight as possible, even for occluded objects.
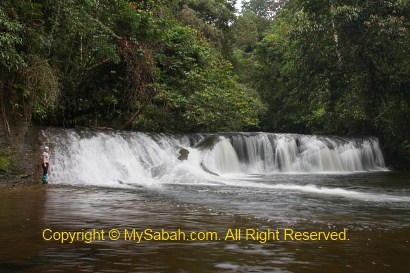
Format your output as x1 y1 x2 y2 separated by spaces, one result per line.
0 0 58 131
0 0 262 133
175 0 236 56
0 5 26 71
242 0 288 19
141 23 263 132
17 55 59 120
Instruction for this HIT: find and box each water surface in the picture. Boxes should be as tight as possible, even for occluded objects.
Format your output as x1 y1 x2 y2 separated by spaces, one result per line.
1 171 409 273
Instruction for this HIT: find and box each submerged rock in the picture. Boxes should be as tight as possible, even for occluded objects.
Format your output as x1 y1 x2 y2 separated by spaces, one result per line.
200 163 219 176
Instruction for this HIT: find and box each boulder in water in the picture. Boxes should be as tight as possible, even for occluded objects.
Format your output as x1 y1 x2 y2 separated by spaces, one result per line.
195 135 219 150
178 148 189 161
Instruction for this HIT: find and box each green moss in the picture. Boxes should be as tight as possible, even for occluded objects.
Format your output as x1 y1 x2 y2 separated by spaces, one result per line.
0 156 9 171
0 147 18 173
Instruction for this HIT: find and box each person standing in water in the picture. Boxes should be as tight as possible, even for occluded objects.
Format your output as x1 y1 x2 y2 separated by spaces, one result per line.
41 146 50 184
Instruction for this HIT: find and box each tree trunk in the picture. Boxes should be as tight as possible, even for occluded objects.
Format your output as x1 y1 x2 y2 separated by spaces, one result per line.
0 77 11 142
330 4 342 66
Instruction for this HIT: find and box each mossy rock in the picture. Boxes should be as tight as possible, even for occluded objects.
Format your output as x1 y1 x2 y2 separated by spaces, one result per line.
0 147 22 174
0 157 10 172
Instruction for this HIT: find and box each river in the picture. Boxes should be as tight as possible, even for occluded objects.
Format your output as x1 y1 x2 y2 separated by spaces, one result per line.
0 129 409 272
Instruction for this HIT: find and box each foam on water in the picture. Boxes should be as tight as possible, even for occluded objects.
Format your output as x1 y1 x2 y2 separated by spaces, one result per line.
211 179 410 203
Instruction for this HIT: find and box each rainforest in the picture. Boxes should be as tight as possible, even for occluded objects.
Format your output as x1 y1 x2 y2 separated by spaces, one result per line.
1 0 409 168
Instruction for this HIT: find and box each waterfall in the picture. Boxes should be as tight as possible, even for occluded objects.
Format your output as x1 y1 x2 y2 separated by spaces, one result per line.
202 137 242 174
231 133 275 173
42 129 387 186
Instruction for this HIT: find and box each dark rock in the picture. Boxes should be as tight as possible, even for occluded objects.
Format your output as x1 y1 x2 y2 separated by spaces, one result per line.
178 148 189 161
195 135 219 150
200 163 219 176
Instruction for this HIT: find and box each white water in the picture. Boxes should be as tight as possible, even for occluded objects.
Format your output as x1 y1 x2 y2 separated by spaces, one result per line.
41 129 402 202
44 130 386 183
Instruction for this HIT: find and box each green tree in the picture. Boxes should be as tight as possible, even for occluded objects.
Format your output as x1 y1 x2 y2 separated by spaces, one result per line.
138 23 263 132
0 0 59 136
230 10 273 87
242 0 288 19
175 0 236 55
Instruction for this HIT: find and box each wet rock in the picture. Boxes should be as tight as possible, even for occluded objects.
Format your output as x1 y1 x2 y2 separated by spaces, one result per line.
195 135 219 150
178 149 189 161
200 163 219 176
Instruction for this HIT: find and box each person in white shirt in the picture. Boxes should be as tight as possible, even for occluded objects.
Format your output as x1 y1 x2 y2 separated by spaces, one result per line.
41 146 50 184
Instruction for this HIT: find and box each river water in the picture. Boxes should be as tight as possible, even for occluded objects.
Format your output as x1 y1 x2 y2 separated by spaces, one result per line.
1 129 409 272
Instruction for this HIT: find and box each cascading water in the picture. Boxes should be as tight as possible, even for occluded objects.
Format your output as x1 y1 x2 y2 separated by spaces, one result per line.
202 137 242 174
43 129 387 187
231 133 275 173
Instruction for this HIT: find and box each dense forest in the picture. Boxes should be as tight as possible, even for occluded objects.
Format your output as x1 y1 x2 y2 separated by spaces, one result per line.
0 0 409 168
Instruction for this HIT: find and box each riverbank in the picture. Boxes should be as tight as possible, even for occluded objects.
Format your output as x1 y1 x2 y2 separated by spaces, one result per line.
0 126 43 186
0 146 33 187
0 180 45 191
